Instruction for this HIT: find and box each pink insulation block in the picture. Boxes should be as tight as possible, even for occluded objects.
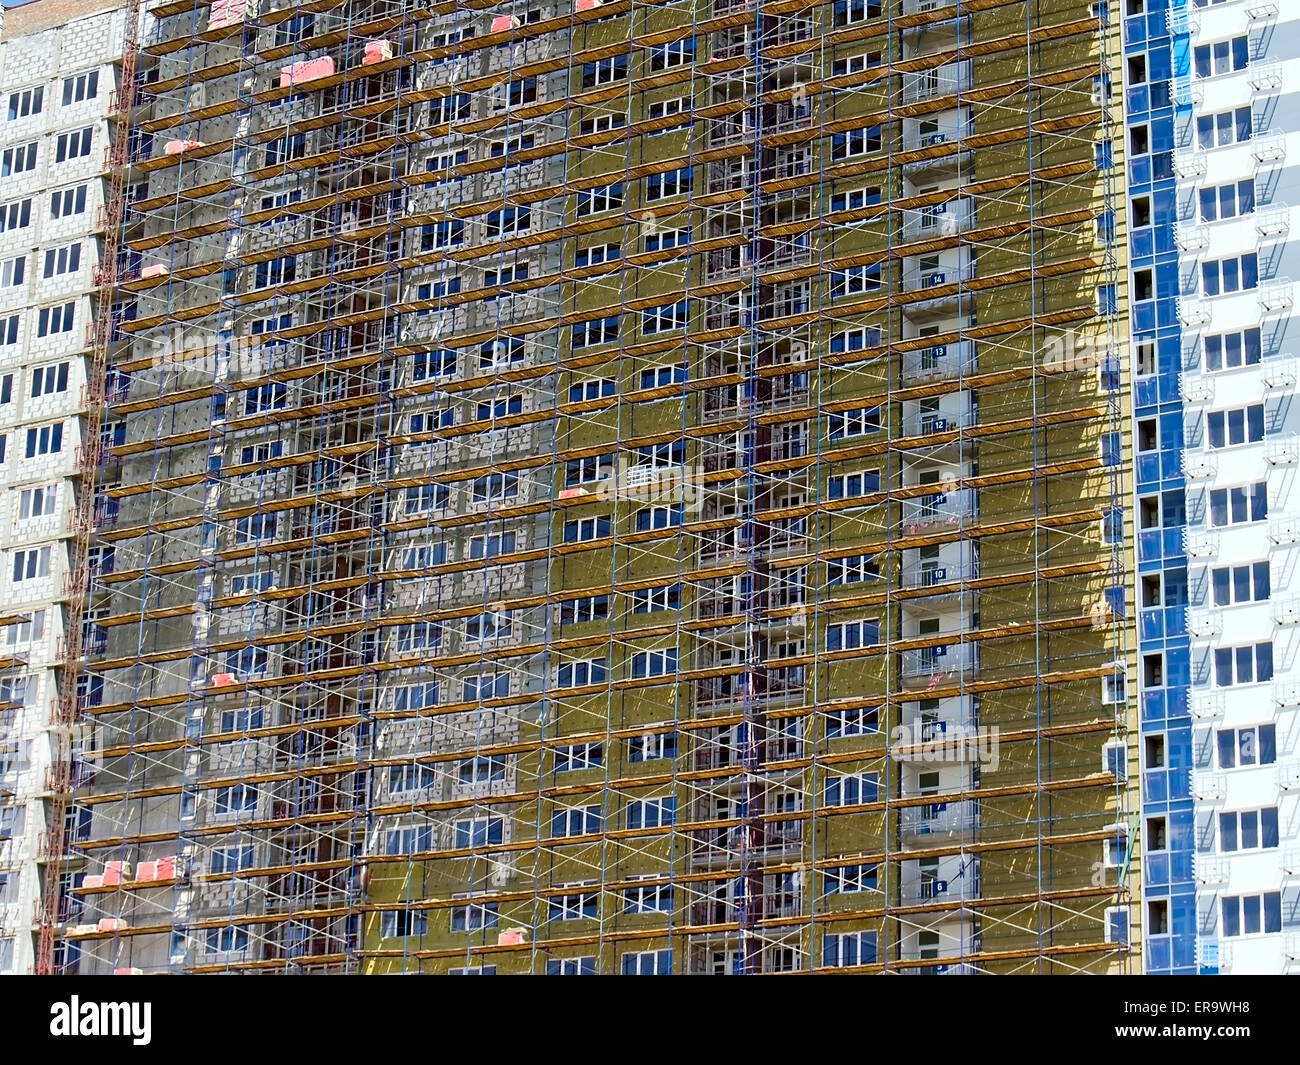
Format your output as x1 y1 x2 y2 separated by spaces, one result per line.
280 57 336 88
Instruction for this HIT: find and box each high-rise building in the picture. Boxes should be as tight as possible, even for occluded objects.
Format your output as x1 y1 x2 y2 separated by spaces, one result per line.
1132 0 1300 976
0 0 128 975
62 0 1141 975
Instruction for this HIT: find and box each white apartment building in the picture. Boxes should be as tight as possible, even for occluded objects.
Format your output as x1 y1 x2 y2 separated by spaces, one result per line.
0 0 125 975
1171 0 1300 975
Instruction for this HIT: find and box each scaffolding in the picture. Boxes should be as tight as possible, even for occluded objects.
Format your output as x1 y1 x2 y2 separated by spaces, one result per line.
67 0 1138 974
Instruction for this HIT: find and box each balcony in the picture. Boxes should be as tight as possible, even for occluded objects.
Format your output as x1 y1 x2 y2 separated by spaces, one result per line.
900 801 977 843
902 126 972 177
901 197 974 242
901 487 977 532
901 554 978 595
900 642 978 684
903 404 971 440
901 61 972 104
900 868 979 905
900 339 975 385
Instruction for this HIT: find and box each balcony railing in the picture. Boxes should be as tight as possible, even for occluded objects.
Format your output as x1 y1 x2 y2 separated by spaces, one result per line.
900 339 976 384
901 642 978 680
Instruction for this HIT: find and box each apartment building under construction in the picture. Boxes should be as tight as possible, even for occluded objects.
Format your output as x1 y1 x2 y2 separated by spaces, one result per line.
58 0 1139 974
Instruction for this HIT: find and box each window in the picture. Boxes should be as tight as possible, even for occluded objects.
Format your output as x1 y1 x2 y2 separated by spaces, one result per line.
1194 36 1250 78
392 683 439 711
1202 254 1258 296
826 619 879 651
644 228 690 254
578 113 625 136
1204 328 1261 372
379 909 428 937
219 704 263 732
0 256 24 288
547 957 597 974
465 610 513 640
1196 107 1253 150
1211 562 1270 606
228 572 274 596
420 220 464 250
233 513 276 544
37 303 75 337
555 743 603 772
1220 892 1282 938
471 472 518 503
1199 180 1255 223
0 315 18 347
54 128 93 163
427 93 471 124
384 826 433 855
42 244 81 279
1217 724 1276 769
825 772 877 806
559 594 610 624
553 805 601 837
630 648 677 678
254 256 296 289
550 889 599 921
828 407 881 439
626 797 675 830
61 71 99 105
826 554 878 585
30 363 70 398
462 673 508 701
11 547 51 583
581 55 628 87
628 732 676 762
454 817 503 847
833 0 882 25
1208 483 1267 527
244 382 287 415
830 186 882 213
621 949 670 975
484 206 530 237
623 879 673 913
562 515 610 543
388 764 435 794
1218 807 1279 852
392 622 441 653
210 846 255 873
642 301 689 334
1206 405 1265 449
824 862 878 893
1212 642 1273 687
225 646 267 678
645 167 692 201
409 408 454 435
634 505 683 531
258 189 302 226
479 337 525 367
449 900 500 932
831 126 882 159
576 183 622 216
574 244 619 268
640 365 687 389
565 454 614 488
832 263 883 296
568 377 616 402
0 198 32 231
648 37 694 71
833 51 883 77
24 422 63 457
213 785 258 815
205 928 249 953
826 470 880 499
458 756 507 784
824 705 878 738
571 316 619 348
629 583 680 613
1 143 37 176
823 930 877 967
7 86 43 120
412 349 456 380
556 658 607 687
467 530 516 559
403 483 449 514
482 265 526 294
